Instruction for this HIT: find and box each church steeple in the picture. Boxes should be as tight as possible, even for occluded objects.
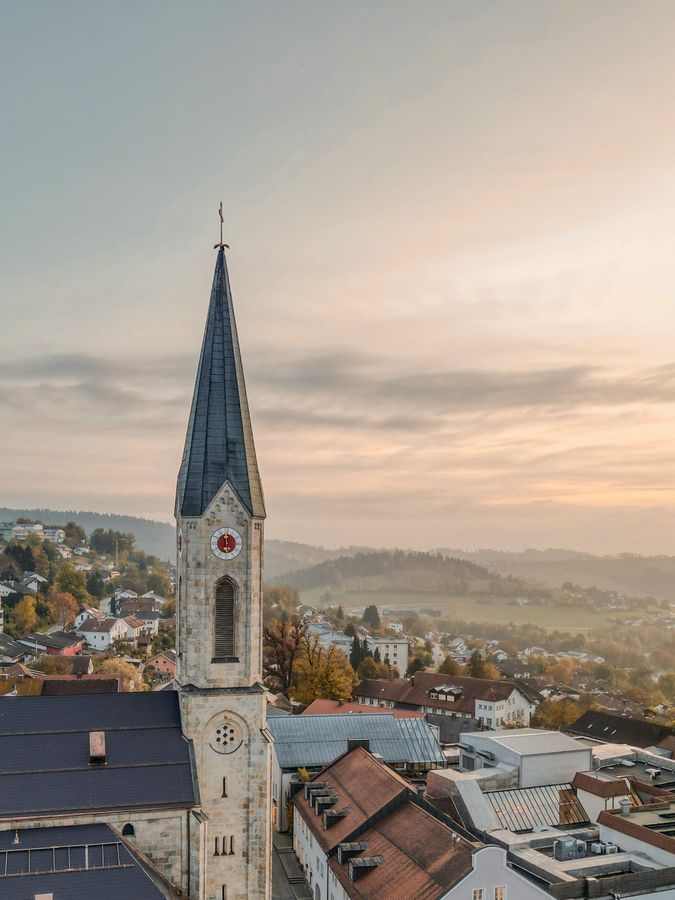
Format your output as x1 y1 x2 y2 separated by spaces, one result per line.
176 247 265 519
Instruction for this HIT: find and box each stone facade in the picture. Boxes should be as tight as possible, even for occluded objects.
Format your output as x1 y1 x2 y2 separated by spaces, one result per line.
177 486 271 900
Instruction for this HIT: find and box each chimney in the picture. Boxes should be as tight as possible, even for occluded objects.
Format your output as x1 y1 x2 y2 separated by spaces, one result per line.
348 857 384 881
35 894 54 900
410 674 415 687
347 738 370 753
89 730 106 765
337 842 368 864
619 798 631 817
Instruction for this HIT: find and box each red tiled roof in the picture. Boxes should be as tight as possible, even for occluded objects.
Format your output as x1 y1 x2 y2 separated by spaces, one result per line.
123 616 146 629
293 745 410 853
328 800 474 900
303 699 422 719
355 672 523 715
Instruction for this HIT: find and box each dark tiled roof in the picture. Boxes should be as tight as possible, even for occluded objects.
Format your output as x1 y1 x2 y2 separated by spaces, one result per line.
567 710 674 748
176 247 265 518
77 616 122 633
355 673 525 715
0 692 195 818
40 675 121 695
19 630 83 650
0 823 166 899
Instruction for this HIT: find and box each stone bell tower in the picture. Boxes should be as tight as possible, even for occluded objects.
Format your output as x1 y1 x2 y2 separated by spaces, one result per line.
175 243 271 900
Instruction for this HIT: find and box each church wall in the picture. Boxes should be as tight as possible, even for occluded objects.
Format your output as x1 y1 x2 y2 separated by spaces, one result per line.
0 808 190 891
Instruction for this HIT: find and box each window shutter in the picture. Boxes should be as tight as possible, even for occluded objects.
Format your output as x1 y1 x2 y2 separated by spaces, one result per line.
214 579 235 657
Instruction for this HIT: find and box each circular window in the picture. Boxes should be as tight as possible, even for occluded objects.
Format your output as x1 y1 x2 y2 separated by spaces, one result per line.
209 720 243 754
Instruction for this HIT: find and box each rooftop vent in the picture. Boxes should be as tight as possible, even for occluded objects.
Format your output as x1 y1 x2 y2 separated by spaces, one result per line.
337 842 368 864
89 730 106 765
619 798 631 817
348 856 383 881
347 739 370 752
304 782 326 801
324 808 350 828
314 795 338 813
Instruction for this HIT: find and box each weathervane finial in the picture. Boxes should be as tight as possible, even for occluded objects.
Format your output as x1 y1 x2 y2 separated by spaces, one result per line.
214 202 230 250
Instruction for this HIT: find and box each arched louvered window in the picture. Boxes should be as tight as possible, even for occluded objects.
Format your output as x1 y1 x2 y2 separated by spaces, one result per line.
214 578 236 659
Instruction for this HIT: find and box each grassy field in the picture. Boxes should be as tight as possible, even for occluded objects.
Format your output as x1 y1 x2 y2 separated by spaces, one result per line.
300 586 634 634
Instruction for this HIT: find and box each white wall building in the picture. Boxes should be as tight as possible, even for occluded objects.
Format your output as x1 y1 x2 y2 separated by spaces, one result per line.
365 636 409 673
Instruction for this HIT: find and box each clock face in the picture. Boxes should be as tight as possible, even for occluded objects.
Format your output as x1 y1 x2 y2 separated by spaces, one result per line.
210 527 243 560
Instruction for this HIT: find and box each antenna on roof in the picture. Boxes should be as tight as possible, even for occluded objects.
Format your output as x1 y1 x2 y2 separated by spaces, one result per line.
214 202 230 250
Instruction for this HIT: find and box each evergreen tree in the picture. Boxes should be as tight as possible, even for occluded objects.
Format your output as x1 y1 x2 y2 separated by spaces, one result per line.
362 605 381 630
467 649 486 679
373 647 381 663
349 635 362 671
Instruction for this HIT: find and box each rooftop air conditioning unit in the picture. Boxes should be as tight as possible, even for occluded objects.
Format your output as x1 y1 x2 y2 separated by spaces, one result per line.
574 840 587 858
553 838 577 862
590 842 605 855
605 843 619 855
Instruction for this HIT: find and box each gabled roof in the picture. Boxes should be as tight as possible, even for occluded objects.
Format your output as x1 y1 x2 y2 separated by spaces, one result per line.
176 247 265 519
328 800 474 900
355 672 527 715
40 675 121 695
267 713 445 769
568 710 674 748
18 630 83 650
77 616 124 633
294 745 411 852
0 692 195 818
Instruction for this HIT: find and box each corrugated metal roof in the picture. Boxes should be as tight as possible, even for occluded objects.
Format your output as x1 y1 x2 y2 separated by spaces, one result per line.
485 783 589 831
0 692 195 818
268 713 444 768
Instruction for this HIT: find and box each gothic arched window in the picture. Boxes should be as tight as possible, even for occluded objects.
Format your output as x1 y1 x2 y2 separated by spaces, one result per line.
214 577 236 659
122 823 135 837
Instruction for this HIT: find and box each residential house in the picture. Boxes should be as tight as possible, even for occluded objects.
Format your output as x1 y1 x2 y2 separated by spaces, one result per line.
20 572 48 592
146 649 176 680
76 616 128 651
354 672 537 728
74 605 106 629
17 630 85 657
123 615 148 643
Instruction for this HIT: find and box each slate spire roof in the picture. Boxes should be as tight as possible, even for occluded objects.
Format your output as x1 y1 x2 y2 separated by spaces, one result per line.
176 247 265 518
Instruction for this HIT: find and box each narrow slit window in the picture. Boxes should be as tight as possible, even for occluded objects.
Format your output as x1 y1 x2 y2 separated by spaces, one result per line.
214 837 220 856
214 578 235 657
222 776 228 797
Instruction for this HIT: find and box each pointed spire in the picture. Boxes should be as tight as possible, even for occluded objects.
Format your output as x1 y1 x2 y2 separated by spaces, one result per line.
176 247 265 519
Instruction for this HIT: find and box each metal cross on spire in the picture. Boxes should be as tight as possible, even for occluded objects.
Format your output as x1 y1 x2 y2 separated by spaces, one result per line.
214 202 230 250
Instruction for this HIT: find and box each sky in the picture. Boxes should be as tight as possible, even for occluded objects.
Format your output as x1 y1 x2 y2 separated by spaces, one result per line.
1 0 675 554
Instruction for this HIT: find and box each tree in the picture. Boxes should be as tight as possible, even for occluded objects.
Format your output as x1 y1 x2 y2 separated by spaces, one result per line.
34 655 72 675
438 655 462 676
373 646 382 664
86 570 106 600
362 605 381 630
407 656 425 676
290 638 357 705
64 522 86 549
349 635 363 671
263 616 308 693
98 658 146 691
49 591 78 627
55 564 91 604
658 672 675 702
335 605 345 622
467 649 486 679
263 585 302 622
12 596 37 634
358 657 389 679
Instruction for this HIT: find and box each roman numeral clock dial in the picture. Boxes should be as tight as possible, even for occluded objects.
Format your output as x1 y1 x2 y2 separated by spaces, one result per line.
210 526 243 560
